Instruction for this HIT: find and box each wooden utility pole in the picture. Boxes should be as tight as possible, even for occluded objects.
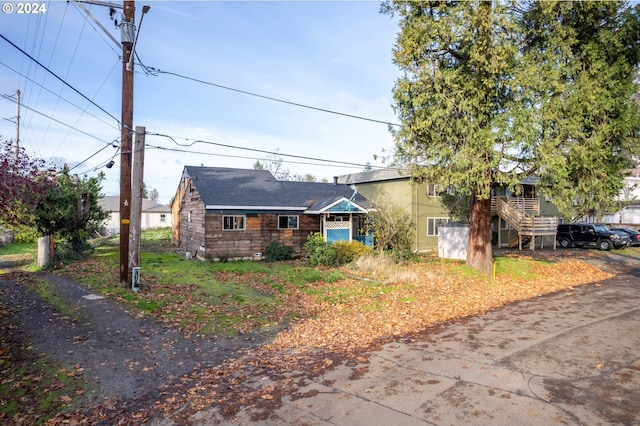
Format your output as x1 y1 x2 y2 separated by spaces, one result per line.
129 126 145 277
119 0 135 285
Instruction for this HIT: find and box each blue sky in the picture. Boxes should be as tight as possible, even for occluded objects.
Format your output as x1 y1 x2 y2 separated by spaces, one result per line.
0 1 400 203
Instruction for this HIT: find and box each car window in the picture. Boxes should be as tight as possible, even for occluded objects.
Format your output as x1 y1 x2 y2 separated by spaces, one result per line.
594 224 609 232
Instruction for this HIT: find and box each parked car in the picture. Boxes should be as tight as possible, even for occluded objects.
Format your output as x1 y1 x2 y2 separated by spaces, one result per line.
610 228 640 246
556 223 629 251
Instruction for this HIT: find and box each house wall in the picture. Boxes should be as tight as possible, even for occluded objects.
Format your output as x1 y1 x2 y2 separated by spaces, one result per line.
178 186 207 257
202 213 320 260
141 212 171 229
352 179 449 251
103 211 170 234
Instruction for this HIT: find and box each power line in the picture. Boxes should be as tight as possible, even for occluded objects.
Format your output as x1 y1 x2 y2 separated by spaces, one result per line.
0 93 117 145
145 143 380 170
68 140 118 172
0 33 122 126
146 131 386 169
145 67 401 128
0 61 120 131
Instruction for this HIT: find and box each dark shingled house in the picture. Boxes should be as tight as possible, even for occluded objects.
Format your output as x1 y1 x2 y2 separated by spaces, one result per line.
172 166 371 260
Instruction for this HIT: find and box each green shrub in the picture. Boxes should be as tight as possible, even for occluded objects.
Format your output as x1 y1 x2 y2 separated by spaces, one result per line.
304 232 337 266
264 240 293 262
333 240 372 264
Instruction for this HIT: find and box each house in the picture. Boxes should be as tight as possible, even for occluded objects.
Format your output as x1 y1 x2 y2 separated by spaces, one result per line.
171 166 371 260
599 168 640 228
338 170 561 251
99 196 172 235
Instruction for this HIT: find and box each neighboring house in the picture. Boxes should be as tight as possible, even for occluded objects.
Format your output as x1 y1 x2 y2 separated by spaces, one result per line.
338 170 561 251
172 166 371 260
599 168 640 228
99 196 172 234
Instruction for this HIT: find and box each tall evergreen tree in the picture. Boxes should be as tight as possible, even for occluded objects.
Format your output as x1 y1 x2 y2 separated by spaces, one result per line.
384 1 640 273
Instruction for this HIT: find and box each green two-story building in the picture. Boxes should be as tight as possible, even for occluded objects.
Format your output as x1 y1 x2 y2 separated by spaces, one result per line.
338 170 561 251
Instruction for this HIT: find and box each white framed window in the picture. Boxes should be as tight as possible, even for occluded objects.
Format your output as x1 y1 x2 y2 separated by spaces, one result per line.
427 184 454 197
160 214 166 222
278 215 299 229
223 215 245 230
427 217 452 236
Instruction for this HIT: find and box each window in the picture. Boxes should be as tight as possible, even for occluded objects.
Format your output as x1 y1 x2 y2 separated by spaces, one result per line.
278 215 299 229
427 217 452 236
223 215 245 230
160 214 166 223
427 184 454 197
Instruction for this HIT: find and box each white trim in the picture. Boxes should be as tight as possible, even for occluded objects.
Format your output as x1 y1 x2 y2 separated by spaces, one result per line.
427 217 452 236
306 197 368 215
222 214 246 231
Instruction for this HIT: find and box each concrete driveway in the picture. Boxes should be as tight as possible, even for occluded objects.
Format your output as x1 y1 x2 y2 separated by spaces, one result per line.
216 249 640 425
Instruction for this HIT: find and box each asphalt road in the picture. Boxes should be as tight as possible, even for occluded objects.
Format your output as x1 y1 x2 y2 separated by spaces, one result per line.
190 249 640 425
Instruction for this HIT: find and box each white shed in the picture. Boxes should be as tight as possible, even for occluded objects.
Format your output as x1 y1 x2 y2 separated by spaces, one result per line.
437 222 469 260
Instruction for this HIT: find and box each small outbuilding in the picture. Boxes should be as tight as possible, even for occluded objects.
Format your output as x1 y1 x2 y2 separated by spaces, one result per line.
437 222 469 260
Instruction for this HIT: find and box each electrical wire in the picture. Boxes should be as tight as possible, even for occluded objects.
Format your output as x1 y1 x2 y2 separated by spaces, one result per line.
146 131 385 169
0 60 120 132
71 1 120 57
145 143 380 170
0 33 122 126
41 2 89 154
145 67 401 128
52 58 121 154
67 140 118 172
0 93 116 146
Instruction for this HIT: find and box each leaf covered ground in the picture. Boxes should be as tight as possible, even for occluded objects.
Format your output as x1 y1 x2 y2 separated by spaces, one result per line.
0 236 621 424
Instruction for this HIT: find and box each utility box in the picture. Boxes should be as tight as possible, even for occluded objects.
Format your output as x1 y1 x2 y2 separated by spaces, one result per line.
438 222 469 260
132 267 141 292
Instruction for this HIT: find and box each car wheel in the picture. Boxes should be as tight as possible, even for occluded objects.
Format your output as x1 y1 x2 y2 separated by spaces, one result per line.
598 239 612 251
559 238 572 248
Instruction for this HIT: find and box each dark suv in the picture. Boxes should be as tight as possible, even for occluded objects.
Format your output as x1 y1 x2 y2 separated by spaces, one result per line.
556 223 629 251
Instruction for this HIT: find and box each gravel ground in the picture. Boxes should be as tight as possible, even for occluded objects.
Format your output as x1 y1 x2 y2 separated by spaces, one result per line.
0 270 270 423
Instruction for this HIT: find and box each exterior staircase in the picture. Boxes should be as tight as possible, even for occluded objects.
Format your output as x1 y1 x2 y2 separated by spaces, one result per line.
494 197 558 250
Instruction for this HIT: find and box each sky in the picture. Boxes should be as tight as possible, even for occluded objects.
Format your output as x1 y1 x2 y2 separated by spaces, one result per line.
0 0 401 204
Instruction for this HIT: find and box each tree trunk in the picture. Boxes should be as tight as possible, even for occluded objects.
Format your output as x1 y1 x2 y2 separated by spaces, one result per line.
466 191 493 274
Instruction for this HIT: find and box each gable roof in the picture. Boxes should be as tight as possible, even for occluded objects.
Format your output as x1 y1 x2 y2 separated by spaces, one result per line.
99 196 171 213
182 166 370 213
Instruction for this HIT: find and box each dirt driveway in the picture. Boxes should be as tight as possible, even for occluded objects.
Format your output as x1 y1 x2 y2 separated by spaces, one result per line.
0 270 271 423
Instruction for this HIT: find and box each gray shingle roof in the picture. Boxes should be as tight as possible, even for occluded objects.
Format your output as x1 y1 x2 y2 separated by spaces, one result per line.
99 196 171 213
183 166 370 212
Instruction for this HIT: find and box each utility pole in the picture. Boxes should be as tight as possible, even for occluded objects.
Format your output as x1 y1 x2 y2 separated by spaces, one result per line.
119 0 134 285
3 90 21 162
129 125 145 288
14 89 20 163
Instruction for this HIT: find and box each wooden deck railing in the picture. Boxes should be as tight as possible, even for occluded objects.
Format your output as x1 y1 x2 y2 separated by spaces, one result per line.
491 197 540 216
